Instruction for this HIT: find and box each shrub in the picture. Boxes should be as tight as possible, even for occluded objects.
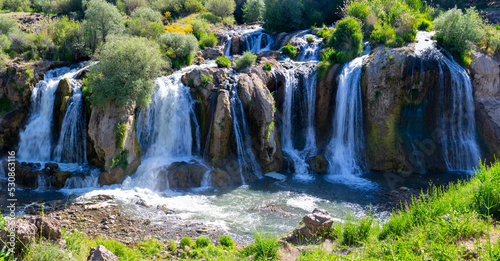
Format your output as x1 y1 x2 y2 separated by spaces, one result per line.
158 32 199 67
319 48 336 62
0 51 8 74
180 237 194 249
122 0 146 14
215 56 231 68
263 0 302 32
196 236 211 248
235 51 256 70
243 231 280 260
9 31 34 54
205 0 236 18
480 25 500 56
86 35 167 108
199 33 217 49
307 36 314 43
0 16 18 35
316 28 332 38
84 0 124 51
242 0 265 23
370 22 396 45
191 18 211 40
219 235 234 248
50 0 82 15
329 17 362 62
433 7 484 55
263 63 272 71
169 240 177 251
95 238 136 259
345 1 370 21
45 17 87 61
33 0 51 12
0 35 11 51
417 18 432 31
3 0 31 11
281 45 297 59
128 9 164 40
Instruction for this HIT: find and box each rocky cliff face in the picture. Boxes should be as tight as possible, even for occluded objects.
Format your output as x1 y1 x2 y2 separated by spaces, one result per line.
52 78 72 142
315 64 341 152
87 103 141 185
470 52 500 163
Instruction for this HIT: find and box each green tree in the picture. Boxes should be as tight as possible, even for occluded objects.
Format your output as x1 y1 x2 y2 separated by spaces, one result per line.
205 0 236 18
242 0 265 23
158 32 199 67
128 7 164 39
328 17 363 63
263 0 302 32
86 35 167 108
84 0 124 51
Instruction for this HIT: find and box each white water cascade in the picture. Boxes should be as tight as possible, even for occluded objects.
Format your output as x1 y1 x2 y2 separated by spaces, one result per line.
17 65 88 162
53 79 87 163
222 26 274 56
228 77 262 183
128 63 214 190
326 46 371 185
414 31 480 170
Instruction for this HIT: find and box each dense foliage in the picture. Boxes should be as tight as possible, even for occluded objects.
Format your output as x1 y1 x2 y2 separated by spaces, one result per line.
158 32 199 67
205 0 236 18
85 35 166 108
281 44 297 59
242 0 265 23
328 16 363 63
84 0 125 51
127 7 164 39
215 56 231 68
235 51 257 70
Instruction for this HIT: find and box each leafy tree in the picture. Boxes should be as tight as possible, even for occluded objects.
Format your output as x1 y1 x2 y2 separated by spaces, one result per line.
86 35 167 108
242 0 265 23
205 0 236 18
263 0 302 32
128 7 164 39
84 0 124 51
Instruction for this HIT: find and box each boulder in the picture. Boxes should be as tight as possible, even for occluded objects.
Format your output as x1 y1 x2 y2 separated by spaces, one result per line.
50 170 71 188
52 78 73 140
0 218 38 250
199 47 224 60
283 208 335 244
2 161 37 188
87 245 118 261
157 161 209 189
306 155 329 174
315 64 341 151
238 64 283 173
209 168 232 187
470 52 500 163
87 102 141 185
230 35 243 55
0 108 29 153
24 216 62 241
209 90 233 164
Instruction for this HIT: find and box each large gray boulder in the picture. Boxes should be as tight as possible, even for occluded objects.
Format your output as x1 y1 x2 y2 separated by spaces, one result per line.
88 245 118 261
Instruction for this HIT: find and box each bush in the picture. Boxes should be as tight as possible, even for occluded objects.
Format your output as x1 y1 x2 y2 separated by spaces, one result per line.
433 7 484 55
370 22 396 45
242 0 265 23
158 32 199 67
50 0 82 15
345 1 370 21
307 36 314 43
263 63 272 71
196 236 211 248
122 0 146 14
219 235 234 248
128 8 164 40
199 33 217 49
281 45 297 59
45 17 87 61
3 0 31 11
243 231 280 260
191 18 211 40
169 240 177 251
9 31 34 54
33 0 51 12
0 35 11 51
180 237 194 249
205 0 236 18
235 51 256 70
316 28 332 38
84 0 124 51
86 35 167 108
319 48 336 62
263 0 302 32
481 25 500 56
215 56 231 68
0 51 8 74
0 16 18 35
417 18 432 31
328 17 362 62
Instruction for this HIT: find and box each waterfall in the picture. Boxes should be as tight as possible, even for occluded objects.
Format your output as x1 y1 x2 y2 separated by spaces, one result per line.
411 31 480 170
326 46 371 177
17 65 88 162
244 29 274 53
281 64 318 178
130 63 213 190
224 34 232 57
294 34 323 61
228 78 262 183
53 79 87 163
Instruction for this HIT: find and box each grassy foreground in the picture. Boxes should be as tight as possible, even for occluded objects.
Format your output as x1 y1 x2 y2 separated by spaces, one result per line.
2 160 500 260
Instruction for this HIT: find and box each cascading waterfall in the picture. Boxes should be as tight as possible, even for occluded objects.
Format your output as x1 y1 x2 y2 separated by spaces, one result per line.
53 79 87 163
326 46 371 180
129 64 213 190
228 78 262 183
17 65 88 162
413 31 480 170
224 34 232 57
244 29 274 53
281 65 318 178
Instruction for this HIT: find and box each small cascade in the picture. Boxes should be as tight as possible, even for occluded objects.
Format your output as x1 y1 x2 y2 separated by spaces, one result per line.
63 169 100 189
36 173 50 191
295 35 323 62
326 46 371 178
131 63 214 190
244 28 274 53
223 34 232 57
228 77 262 183
17 65 86 162
200 169 213 188
53 79 87 163
410 31 480 171
281 63 318 178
